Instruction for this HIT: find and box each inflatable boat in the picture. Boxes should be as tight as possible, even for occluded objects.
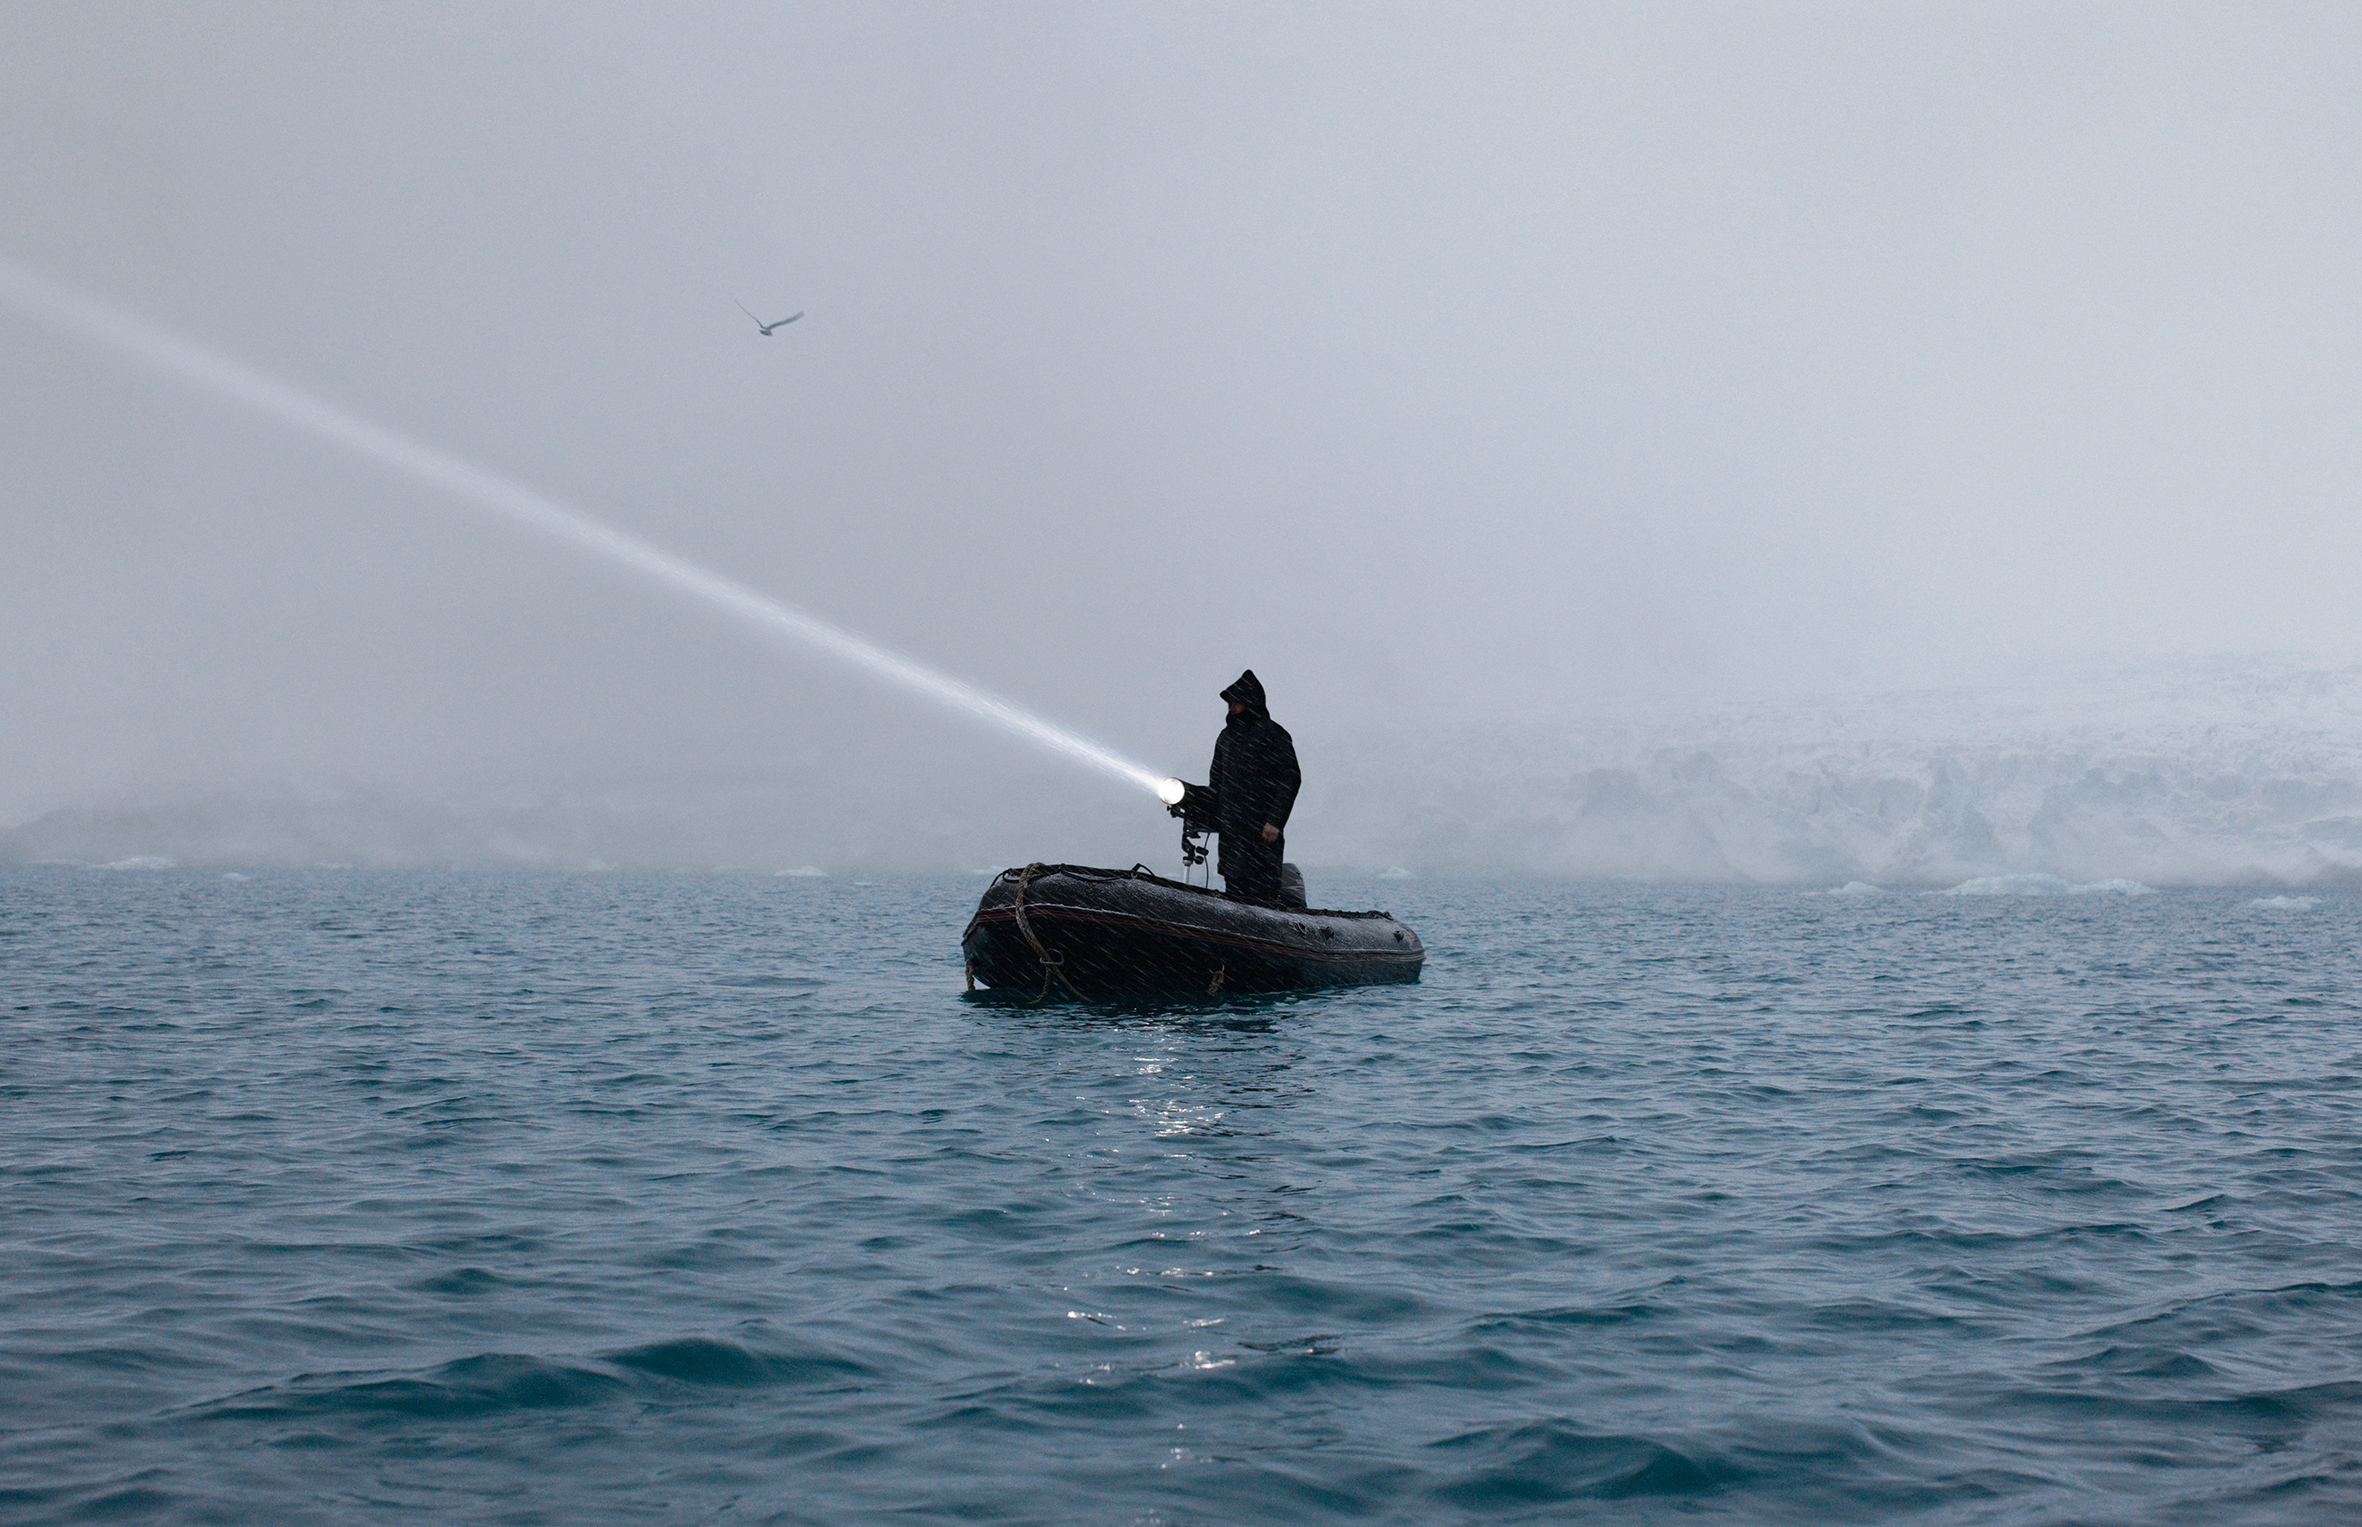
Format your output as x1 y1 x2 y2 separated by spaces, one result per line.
961 862 1424 999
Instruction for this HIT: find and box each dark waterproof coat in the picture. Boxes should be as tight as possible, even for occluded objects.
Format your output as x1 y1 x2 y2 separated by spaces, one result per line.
1206 671 1300 884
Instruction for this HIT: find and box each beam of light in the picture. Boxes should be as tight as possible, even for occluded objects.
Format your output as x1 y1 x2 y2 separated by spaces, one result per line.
0 260 1167 796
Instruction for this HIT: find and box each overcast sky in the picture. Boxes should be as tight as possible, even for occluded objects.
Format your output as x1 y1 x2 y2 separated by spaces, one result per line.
4 3 2357 856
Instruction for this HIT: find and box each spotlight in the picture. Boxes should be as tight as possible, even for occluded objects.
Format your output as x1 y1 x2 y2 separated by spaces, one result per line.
1156 778 1187 806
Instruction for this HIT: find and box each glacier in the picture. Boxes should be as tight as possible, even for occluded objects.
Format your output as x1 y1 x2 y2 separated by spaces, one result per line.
1308 657 2362 886
7 657 2361 885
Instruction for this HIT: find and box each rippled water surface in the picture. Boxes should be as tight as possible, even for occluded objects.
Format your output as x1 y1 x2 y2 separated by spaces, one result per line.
5 867 2360 1524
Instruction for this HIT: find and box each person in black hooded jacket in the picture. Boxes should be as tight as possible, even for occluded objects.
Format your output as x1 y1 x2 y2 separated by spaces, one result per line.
1205 670 1300 906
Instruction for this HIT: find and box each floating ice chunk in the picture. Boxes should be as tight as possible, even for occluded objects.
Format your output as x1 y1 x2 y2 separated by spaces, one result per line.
2247 895 2322 911
1378 866 1414 879
774 865 826 877
220 871 248 881
1944 874 2155 897
1945 874 2073 896
101 855 173 870
1827 881 1883 896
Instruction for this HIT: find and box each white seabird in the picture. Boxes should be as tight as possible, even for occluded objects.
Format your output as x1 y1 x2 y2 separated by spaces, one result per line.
735 300 804 336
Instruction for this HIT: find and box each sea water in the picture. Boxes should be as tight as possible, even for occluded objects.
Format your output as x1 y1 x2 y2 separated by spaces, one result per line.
4 866 2358 1524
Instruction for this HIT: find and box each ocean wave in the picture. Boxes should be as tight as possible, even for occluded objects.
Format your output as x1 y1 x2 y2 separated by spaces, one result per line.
606 1336 871 1388
1425 1419 1721 1504
200 1353 628 1423
195 1336 874 1427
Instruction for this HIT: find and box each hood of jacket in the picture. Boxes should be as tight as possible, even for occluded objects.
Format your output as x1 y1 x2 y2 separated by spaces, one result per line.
1220 669 1269 721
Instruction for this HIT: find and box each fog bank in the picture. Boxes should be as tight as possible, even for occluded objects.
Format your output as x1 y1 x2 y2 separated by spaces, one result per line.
11 657 2360 889
5 5 2357 880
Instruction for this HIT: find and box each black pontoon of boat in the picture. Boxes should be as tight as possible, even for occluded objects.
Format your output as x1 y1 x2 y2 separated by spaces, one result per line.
962 862 1424 999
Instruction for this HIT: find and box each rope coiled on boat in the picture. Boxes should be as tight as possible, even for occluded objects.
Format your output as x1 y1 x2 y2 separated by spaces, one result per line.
1013 862 1090 1004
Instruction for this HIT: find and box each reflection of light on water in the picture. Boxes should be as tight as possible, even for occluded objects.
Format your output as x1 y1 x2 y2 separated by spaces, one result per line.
1137 1096 1225 1137
1132 1049 1227 1136
0 259 1167 796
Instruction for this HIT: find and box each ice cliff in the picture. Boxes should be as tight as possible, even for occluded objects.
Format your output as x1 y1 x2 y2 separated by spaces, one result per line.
1310 658 2362 885
9 657 2360 884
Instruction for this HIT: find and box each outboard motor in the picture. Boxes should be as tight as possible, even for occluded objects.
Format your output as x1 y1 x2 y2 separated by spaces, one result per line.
1280 863 1308 910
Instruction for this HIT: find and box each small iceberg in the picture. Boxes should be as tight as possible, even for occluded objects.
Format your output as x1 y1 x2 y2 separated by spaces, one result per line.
1377 866 1414 880
1943 874 2155 897
774 865 826 878
1826 881 1883 896
220 871 249 882
101 856 174 871
2247 895 2323 911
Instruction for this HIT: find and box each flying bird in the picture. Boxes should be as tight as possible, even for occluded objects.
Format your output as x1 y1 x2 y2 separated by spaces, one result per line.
735 300 803 336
